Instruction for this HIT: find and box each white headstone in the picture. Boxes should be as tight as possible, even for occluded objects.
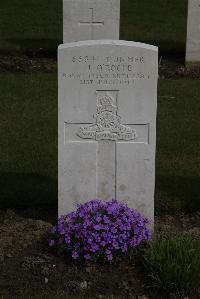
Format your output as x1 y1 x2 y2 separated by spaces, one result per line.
63 0 120 42
186 0 200 65
58 40 158 221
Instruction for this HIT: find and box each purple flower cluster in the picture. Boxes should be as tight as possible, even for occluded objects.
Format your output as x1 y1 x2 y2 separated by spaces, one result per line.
48 199 152 261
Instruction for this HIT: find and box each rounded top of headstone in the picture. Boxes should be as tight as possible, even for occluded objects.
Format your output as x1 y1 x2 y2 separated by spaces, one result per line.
58 40 158 52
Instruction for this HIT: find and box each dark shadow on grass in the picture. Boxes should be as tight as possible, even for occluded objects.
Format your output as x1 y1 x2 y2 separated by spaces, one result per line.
141 40 186 62
2 38 186 62
3 38 62 57
120 33 186 62
155 175 200 214
0 172 57 209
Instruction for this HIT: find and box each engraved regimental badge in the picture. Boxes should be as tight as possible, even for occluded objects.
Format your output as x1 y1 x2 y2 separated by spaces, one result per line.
77 94 137 141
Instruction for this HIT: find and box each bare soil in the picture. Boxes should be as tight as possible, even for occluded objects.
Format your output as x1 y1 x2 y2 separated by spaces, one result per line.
0 55 57 73
0 209 199 299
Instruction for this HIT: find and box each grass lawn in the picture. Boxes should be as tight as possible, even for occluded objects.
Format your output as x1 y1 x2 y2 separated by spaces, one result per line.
0 74 57 207
0 0 62 53
121 0 187 57
156 80 200 213
0 74 199 213
0 0 187 57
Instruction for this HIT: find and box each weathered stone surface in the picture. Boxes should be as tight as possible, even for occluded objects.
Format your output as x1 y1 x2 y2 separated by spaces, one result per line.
58 40 158 221
186 0 200 66
63 0 120 42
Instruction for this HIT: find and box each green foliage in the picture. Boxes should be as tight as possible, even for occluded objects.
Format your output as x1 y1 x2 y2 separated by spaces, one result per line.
143 234 200 296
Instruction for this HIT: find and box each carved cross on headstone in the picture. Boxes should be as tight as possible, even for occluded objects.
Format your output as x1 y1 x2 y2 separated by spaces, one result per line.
65 91 149 199
63 0 120 42
79 8 104 39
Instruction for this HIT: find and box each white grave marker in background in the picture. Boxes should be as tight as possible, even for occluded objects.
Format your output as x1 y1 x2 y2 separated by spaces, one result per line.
186 0 200 65
58 40 158 221
63 0 120 42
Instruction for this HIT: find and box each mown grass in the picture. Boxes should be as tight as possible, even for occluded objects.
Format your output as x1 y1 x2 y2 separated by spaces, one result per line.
0 75 199 212
0 0 187 57
0 74 57 207
0 0 62 52
121 0 187 57
156 79 200 213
